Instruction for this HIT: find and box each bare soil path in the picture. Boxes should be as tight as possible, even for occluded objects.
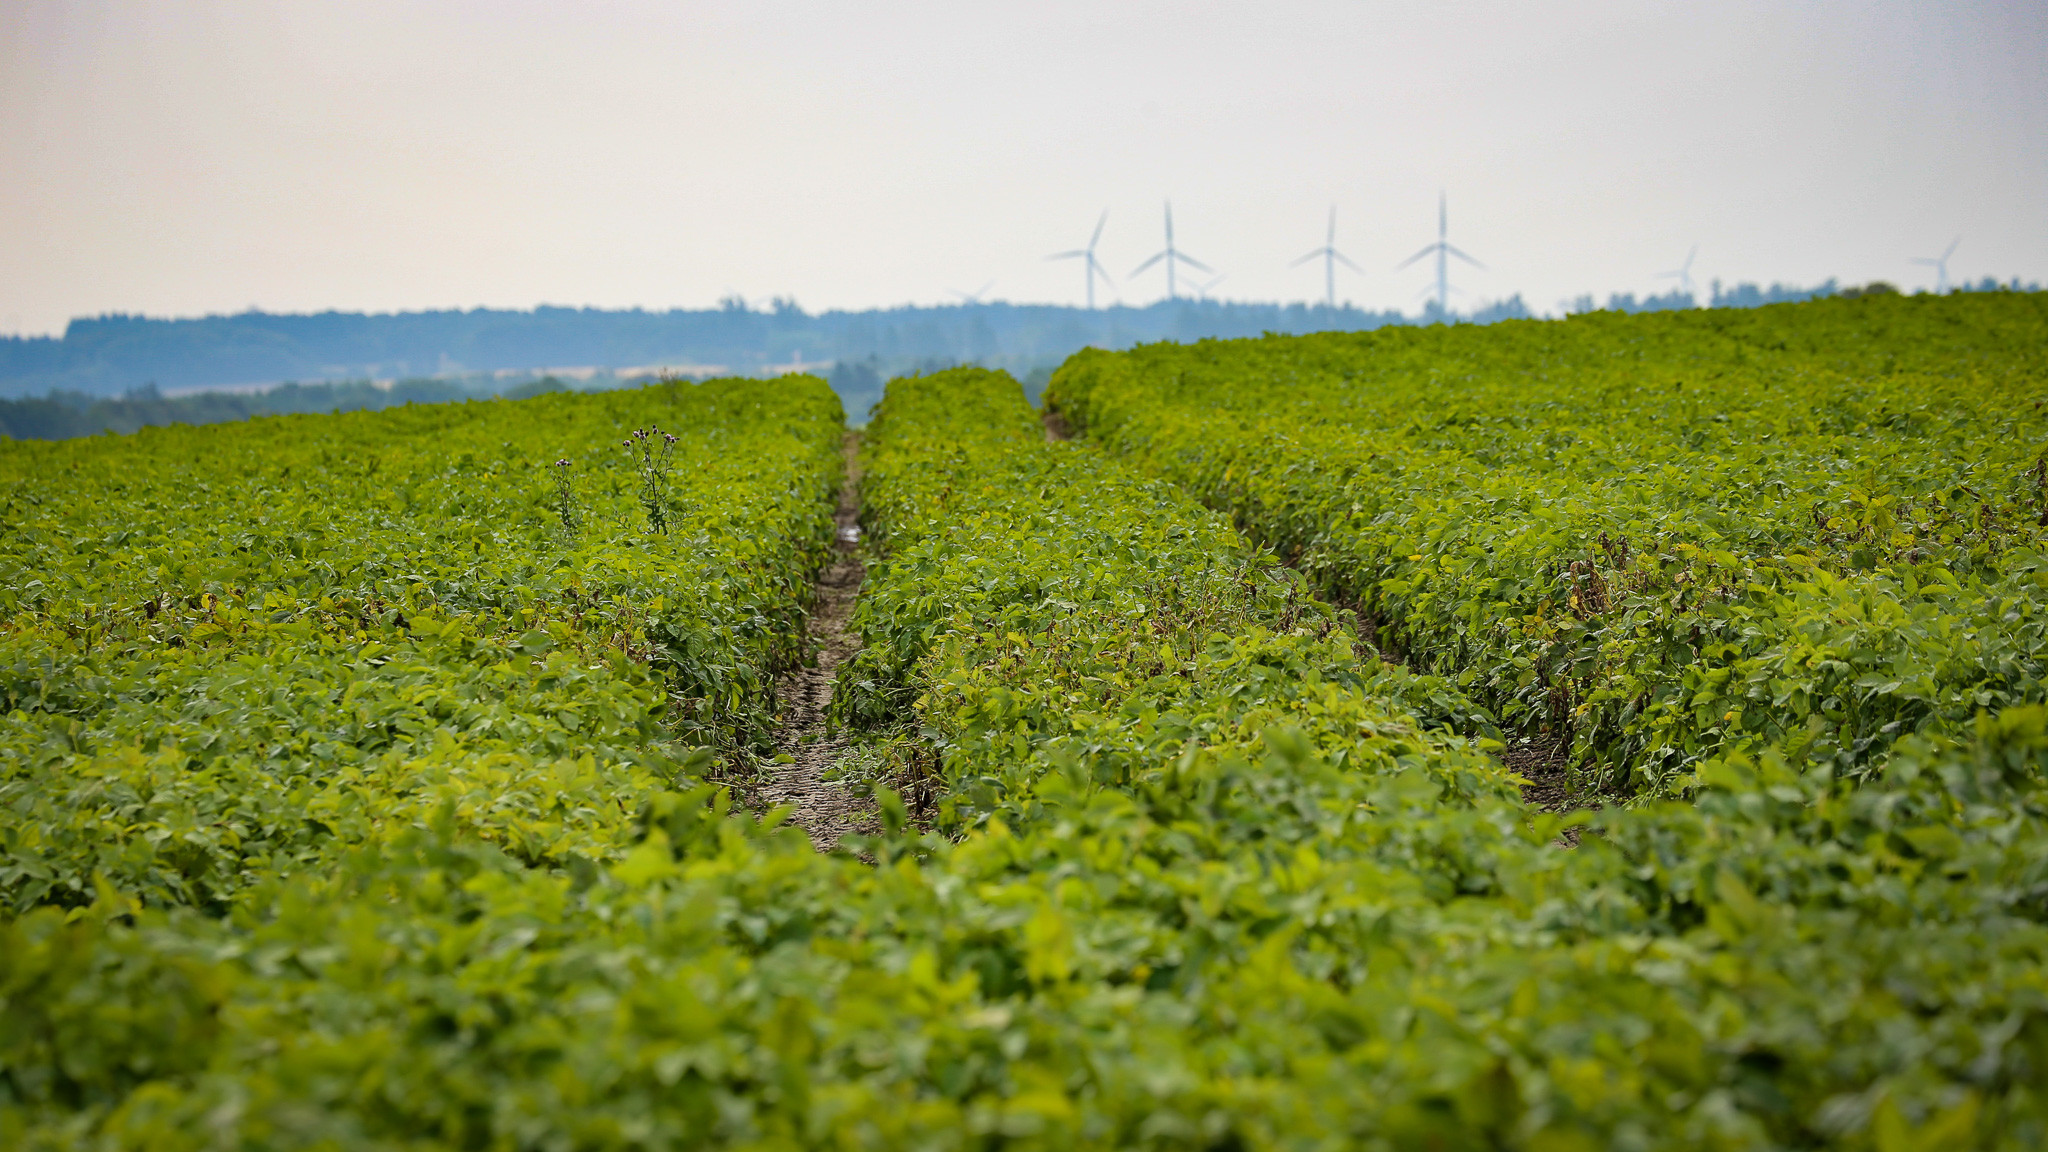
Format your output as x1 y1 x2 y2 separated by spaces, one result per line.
760 432 877 851
1504 732 1576 810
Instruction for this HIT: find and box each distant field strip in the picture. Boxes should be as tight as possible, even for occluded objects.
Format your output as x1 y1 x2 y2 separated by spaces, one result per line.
1048 291 2048 793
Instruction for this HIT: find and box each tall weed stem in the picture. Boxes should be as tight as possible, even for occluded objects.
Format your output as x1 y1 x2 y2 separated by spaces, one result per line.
624 427 679 534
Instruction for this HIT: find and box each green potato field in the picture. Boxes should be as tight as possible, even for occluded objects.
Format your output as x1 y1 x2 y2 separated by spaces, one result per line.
1049 290 2048 794
4 294 2048 1149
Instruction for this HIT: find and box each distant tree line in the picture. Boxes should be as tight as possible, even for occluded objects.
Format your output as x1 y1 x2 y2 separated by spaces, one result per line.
0 298 1416 401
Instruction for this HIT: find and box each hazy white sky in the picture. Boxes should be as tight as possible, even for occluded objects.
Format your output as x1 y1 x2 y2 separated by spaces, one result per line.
2 1 2043 334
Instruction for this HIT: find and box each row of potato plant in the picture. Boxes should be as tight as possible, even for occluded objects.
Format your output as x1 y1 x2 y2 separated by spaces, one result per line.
3 366 2046 1149
1046 290 2048 793
0 378 843 912
826 368 2048 1149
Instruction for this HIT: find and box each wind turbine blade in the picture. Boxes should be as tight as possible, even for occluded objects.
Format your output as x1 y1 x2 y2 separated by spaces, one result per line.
1289 250 1325 268
1332 251 1365 273
1683 245 1698 270
1943 237 1960 260
1395 244 1438 270
1131 251 1169 276
1088 255 1116 285
1174 253 1215 274
1444 244 1485 270
1327 205 1337 246
1909 257 1940 267
1090 210 1109 249
1047 250 1087 261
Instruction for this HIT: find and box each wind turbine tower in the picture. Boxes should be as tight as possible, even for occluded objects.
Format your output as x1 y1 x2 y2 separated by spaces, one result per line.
1131 201 1213 300
1912 238 1961 293
1291 205 1363 310
1048 211 1115 309
1656 246 1700 299
1396 192 1483 317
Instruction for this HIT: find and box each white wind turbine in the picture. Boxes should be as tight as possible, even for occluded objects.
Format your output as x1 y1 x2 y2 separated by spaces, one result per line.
1290 205 1363 310
1396 192 1483 317
1912 238 1961 293
1131 201 1213 300
1656 246 1700 299
949 281 995 304
1048 211 1115 309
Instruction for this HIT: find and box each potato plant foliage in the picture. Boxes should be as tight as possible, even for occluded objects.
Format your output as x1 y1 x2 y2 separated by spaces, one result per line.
0 378 843 912
1047 291 2048 794
0 347 2044 1150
